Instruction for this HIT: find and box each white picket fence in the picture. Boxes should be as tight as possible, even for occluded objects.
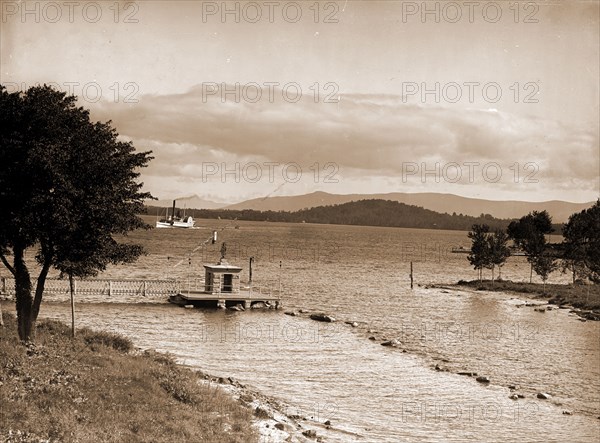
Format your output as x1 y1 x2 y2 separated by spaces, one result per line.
0 277 179 299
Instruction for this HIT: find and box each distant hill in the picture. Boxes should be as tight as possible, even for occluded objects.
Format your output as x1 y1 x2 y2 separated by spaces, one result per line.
224 191 594 223
151 194 225 210
196 199 515 231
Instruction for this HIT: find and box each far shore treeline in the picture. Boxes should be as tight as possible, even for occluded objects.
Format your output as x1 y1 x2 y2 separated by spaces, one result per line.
146 199 564 232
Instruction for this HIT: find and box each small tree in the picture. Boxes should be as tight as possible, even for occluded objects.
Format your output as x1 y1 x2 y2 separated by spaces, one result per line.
0 85 153 341
532 251 558 293
468 224 490 282
486 229 511 285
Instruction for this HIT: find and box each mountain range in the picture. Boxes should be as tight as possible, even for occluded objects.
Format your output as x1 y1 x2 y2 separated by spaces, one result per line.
151 195 224 210
150 192 596 223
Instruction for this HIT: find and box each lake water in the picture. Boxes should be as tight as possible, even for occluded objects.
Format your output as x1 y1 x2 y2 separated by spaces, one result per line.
13 220 600 442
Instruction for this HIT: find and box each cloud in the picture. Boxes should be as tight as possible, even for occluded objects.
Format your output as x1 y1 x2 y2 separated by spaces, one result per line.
89 84 599 195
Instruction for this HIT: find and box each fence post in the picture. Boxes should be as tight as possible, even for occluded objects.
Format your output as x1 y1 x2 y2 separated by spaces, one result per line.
143 281 147 297
70 275 76 338
109 281 113 297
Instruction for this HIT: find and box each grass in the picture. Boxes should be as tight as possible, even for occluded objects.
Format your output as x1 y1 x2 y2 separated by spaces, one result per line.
0 312 258 443
456 279 600 311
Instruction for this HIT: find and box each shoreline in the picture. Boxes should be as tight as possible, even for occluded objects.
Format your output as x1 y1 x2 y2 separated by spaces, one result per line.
0 309 330 443
447 280 600 320
2 279 598 441
211 376 333 443
0 312 258 443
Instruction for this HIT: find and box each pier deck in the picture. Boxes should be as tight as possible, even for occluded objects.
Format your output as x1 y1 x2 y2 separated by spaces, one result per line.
170 289 281 309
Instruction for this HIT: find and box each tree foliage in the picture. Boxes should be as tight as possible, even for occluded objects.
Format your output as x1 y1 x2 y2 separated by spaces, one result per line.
486 229 511 283
507 211 554 283
0 85 153 341
467 225 510 284
532 251 559 292
562 200 600 283
468 224 490 282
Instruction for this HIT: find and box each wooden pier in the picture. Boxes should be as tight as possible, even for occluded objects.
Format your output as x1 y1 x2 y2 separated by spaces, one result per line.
169 258 281 309
170 290 280 309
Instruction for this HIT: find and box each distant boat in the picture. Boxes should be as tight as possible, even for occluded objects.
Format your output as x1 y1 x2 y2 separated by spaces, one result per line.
156 200 195 229
508 246 527 256
451 246 469 253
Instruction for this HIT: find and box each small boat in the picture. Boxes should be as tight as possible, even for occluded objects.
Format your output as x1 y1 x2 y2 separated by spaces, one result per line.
156 200 195 228
451 246 469 253
508 246 527 256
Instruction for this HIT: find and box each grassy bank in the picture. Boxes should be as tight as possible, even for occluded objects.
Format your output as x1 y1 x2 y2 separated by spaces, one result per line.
0 312 257 443
456 280 600 311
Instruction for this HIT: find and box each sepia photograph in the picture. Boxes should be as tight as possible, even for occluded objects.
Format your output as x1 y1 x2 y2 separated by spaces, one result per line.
1 1 599 442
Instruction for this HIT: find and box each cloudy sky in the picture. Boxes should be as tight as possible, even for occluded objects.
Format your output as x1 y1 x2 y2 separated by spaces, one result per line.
2 0 598 203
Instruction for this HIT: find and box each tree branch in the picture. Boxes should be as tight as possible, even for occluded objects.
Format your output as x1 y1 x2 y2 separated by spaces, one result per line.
0 253 16 276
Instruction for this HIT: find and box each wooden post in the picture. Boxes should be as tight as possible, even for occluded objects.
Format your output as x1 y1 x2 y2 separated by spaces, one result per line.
249 256 254 284
109 281 113 297
410 261 414 289
143 281 147 297
69 275 76 338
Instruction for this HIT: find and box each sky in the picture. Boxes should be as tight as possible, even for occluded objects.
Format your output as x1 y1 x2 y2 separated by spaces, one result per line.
1 0 599 204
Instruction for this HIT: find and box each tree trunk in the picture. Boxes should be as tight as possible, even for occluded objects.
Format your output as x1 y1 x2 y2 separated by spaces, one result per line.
14 246 34 342
491 266 495 286
530 263 533 283
31 257 51 323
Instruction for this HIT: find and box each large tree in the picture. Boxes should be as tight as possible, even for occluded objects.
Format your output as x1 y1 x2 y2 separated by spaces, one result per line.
0 85 153 341
562 200 600 283
507 211 554 283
